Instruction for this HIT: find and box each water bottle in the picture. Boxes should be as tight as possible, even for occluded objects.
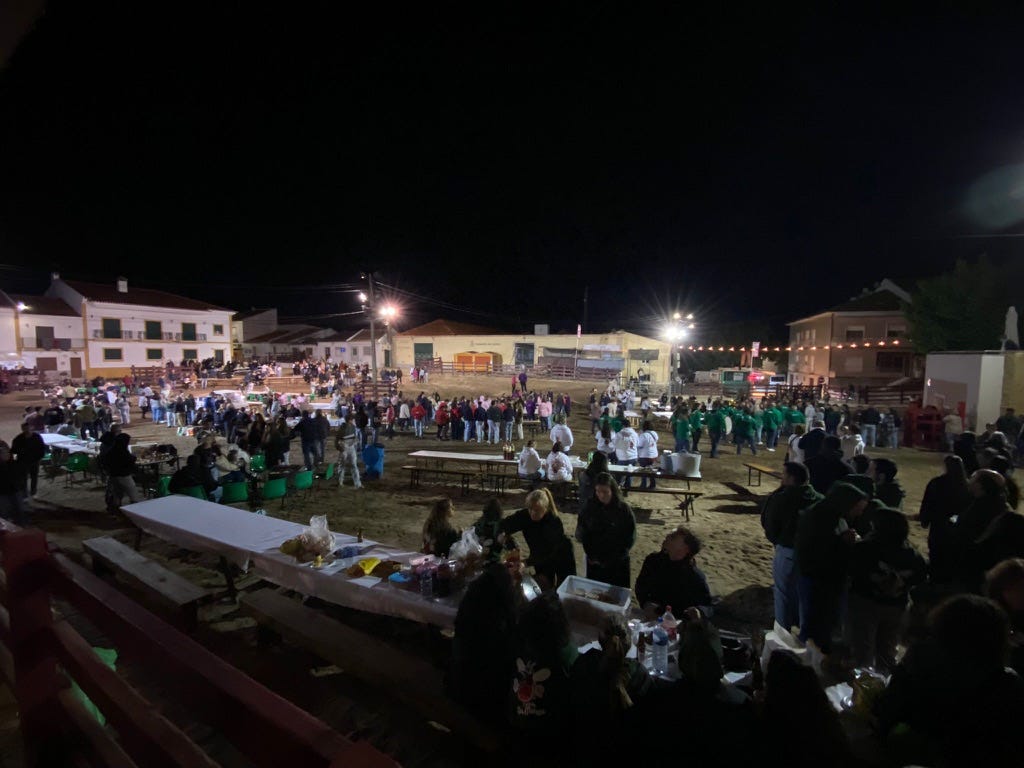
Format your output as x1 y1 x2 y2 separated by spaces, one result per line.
661 605 679 641
651 619 669 675
419 569 434 599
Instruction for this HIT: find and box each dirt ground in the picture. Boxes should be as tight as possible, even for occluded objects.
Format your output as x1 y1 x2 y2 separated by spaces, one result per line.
1 373 940 633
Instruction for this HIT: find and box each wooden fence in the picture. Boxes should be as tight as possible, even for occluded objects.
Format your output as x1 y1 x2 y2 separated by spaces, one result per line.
0 521 396 768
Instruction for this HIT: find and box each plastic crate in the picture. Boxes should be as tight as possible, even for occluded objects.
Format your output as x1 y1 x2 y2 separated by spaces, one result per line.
556 575 631 616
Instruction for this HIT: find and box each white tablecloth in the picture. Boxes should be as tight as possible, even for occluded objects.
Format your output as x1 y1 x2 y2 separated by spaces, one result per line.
121 496 459 627
42 433 75 446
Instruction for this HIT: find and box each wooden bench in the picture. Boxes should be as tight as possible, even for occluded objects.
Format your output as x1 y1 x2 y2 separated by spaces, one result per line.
82 537 210 630
622 488 703 520
744 462 782 487
240 589 502 754
402 464 473 495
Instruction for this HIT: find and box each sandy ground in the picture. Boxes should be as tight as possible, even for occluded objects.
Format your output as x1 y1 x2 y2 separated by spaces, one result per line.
0 375 940 633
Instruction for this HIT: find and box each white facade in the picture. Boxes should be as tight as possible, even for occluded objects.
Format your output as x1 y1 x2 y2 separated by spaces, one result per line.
46 278 233 376
0 306 18 368
923 351 1005 431
14 311 86 376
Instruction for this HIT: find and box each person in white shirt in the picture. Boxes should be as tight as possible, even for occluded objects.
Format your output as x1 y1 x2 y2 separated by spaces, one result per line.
839 425 866 465
804 402 817 425
545 441 573 482
518 440 544 481
636 420 660 489
942 409 963 453
595 422 617 458
787 424 806 464
549 416 574 452
614 424 640 489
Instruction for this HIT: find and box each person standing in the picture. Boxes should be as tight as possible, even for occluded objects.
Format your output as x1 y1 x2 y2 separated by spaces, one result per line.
11 423 45 499
549 415 574 453
101 433 142 511
577 473 637 587
761 462 823 631
689 405 704 453
860 405 880 448
613 422 639 490
499 488 576 590
335 413 362 489
918 455 971 584
733 408 757 456
636 420 660 489
669 407 691 453
706 404 726 459
0 446 27 525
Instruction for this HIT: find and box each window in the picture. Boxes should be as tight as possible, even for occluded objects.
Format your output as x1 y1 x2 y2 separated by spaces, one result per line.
181 322 197 341
843 355 863 372
845 327 865 341
103 348 123 361
363 346 372 356
144 320 162 340
352 347 359 358
146 348 162 361
102 318 122 339
182 349 198 361
877 352 905 372
886 325 905 339
213 324 224 335
214 349 224 364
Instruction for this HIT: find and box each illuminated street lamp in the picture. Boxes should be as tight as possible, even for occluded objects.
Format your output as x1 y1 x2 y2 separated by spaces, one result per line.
357 277 399 388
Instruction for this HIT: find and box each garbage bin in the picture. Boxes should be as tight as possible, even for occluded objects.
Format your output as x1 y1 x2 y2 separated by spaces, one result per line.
362 442 385 479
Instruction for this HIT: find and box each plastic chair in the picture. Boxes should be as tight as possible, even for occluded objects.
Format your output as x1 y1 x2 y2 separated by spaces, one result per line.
220 481 249 505
250 454 267 473
156 475 172 498
64 452 91 486
177 485 207 500
292 470 314 502
314 462 335 493
262 477 288 508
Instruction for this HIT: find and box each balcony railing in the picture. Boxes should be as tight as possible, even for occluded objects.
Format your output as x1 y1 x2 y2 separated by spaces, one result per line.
22 338 85 351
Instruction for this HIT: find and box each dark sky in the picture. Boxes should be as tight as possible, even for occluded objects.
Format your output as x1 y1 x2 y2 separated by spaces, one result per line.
1 3 1023 342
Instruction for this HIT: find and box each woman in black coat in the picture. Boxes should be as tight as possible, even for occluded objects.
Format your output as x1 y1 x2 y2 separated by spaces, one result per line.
918 455 971 583
500 487 576 590
577 472 636 587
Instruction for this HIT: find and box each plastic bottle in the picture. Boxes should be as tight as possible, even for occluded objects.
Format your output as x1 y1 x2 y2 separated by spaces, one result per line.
419 569 434 599
661 605 679 641
651 619 669 675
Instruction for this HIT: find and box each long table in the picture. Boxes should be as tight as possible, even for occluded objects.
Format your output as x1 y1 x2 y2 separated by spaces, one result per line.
409 449 587 471
121 496 459 627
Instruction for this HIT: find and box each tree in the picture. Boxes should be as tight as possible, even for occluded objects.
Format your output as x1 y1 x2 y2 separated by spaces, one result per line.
904 257 1008 354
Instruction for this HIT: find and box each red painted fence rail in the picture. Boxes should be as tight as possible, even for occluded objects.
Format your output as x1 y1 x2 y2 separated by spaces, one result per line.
0 520 398 768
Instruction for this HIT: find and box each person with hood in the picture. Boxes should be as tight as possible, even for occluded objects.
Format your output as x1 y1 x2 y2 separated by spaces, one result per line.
794 482 869 653
870 458 905 510
798 419 828 461
954 468 1013 583
845 507 927 671
804 435 851 495
100 431 142 510
761 462 823 631
577 472 637 587
919 455 971 583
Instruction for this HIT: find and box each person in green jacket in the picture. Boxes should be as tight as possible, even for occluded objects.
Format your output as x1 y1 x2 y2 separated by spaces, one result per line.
669 407 691 452
752 407 765 447
763 405 781 451
733 409 757 455
689 407 704 453
706 404 726 458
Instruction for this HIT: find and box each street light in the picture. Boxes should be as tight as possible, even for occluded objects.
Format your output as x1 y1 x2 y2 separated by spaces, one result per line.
356 277 400 391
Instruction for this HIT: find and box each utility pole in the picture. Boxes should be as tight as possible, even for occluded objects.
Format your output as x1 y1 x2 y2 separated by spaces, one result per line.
366 272 378 389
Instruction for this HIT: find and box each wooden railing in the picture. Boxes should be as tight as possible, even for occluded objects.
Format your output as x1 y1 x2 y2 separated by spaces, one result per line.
0 521 396 768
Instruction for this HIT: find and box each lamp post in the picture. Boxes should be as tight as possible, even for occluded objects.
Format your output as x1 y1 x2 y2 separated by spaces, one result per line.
357 278 398 393
665 312 696 395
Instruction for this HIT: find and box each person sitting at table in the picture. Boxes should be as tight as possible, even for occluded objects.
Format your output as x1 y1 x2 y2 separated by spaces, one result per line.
216 449 247 485
570 614 651 750
473 498 504 561
578 451 609 507
517 440 543 483
545 441 573 483
500 488 576 590
422 497 460 557
577 472 636 587
447 561 519 724
169 454 219 501
635 526 714 619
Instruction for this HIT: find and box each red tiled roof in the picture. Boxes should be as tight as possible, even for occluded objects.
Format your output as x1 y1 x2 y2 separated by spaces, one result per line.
398 318 503 336
63 279 231 312
8 294 79 317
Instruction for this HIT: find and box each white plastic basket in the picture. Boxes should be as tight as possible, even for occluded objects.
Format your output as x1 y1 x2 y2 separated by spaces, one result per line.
556 575 632 616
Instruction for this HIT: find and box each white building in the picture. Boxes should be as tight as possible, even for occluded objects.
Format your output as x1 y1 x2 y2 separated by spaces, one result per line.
923 350 1024 431
0 292 87 378
42 275 233 377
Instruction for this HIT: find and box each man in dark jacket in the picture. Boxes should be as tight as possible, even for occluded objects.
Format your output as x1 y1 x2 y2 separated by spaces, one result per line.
101 432 141 509
870 458 905 510
11 422 46 498
798 419 828 461
43 400 65 432
761 462 823 631
860 406 881 448
635 526 714 618
804 435 851 495
795 482 869 653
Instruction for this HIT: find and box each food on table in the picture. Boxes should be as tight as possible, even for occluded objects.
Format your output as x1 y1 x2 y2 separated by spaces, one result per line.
370 560 402 578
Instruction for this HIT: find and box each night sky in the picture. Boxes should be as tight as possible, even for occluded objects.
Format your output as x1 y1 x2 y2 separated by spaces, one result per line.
1 4 1023 342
